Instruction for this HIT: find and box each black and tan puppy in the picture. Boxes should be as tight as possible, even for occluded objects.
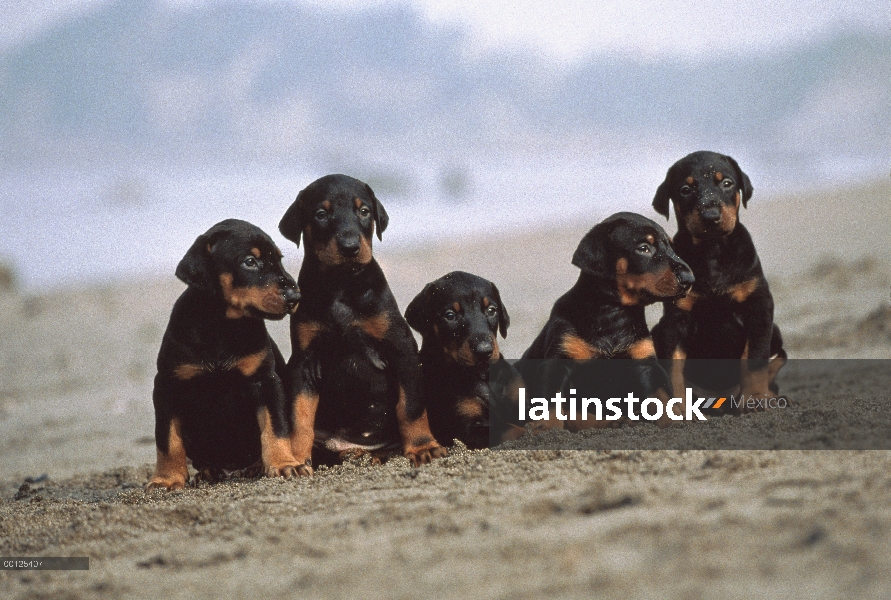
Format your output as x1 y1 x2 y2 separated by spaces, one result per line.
651 151 786 410
405 271 525 449
279 174 447 469
520 212 694 429
147 219 302 490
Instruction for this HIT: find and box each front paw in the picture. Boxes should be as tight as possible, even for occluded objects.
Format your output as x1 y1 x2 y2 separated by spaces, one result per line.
146 474 187 491
264 460 313 478
403 440 447 466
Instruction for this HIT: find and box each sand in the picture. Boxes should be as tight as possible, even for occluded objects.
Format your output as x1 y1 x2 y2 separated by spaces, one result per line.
1 179 890 599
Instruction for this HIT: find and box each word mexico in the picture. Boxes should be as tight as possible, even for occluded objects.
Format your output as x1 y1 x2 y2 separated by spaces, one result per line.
516 388 788 422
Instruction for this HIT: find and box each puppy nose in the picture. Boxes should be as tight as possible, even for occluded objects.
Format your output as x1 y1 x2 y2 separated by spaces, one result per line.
701 207 721 223
472 339 494 361
283 287 301 308
338 236 361 258
676 269 695 291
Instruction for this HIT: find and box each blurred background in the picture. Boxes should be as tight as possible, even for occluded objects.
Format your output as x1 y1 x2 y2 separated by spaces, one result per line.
0 0 889 289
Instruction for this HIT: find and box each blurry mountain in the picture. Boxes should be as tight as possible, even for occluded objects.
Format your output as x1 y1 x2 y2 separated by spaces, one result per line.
0 0 888 180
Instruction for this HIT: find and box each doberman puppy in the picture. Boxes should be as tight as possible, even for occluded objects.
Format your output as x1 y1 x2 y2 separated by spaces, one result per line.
406 271 526 449
147 219 302 490
651 151 786 411
279 174 447 470
520 212 694 429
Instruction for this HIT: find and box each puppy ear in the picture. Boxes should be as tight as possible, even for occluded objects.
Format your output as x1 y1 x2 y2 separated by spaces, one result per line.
366 183 388 241
652 167 674 219
279 187 310 247
405 282 434 334
725 155 753 208
175 234 214 290
571 223 611 278
175 223 234 290
489 282 510 338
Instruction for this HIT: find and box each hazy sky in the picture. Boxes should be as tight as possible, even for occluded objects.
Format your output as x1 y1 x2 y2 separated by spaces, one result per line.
2 0 887 60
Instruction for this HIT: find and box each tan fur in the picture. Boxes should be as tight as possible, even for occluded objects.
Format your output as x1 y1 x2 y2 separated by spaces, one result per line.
395 387 445 465
297 321 324 350
236 350 267 377
219 273 287 318
675 290 698 311
290 392 319 472
616 258 682 305
455 397 486 420
147 418 189 490
560 333 599 359
728 278 759 303
628 338 656 359
355 313 390 339
257 407 300 477
173 363 205 380
670 346 687 405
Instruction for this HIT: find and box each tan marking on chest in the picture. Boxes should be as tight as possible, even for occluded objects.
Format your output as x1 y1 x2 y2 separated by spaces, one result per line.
297 321 325 350
173 363 205 380
355 313 390 339
728 278 759 302
560 334 599 359
236 350 267 376
456 397 486 420
628 338 656 359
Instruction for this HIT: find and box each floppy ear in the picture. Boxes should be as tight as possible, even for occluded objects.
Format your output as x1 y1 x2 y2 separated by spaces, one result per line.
405 282 434 334
175 234 214 290
652 167 675 219
175 224 233 290
725 155 753 208
279 187 310 247
571 223 612 278
489 282 510 338
365 183 388 241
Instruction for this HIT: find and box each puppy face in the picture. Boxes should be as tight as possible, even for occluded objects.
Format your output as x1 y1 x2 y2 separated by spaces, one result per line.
176 219 300 320
572 212 694 306
652 151 754 239
278 174 389 270
406 271 510 368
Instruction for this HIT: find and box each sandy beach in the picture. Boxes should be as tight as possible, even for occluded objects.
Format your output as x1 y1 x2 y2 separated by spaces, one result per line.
1 178 890 599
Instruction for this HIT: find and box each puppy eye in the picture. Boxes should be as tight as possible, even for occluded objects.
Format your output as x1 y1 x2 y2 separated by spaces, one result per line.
314 209 328 221
679 185 692 196
242 257 261 270
636 244 653 255
485 305 498 317
357 206 371 218
722 179 734 188
443 310 457 322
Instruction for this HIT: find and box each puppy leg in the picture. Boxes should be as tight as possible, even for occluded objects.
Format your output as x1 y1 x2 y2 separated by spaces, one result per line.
257 408 300 479
147 416 189 491
289 390 318 476
396 386 447 466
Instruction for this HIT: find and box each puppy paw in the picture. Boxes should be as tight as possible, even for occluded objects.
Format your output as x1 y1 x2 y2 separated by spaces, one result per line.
339 449 387 466
404 441 447 466
145 475 187 491
264 460 313 478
